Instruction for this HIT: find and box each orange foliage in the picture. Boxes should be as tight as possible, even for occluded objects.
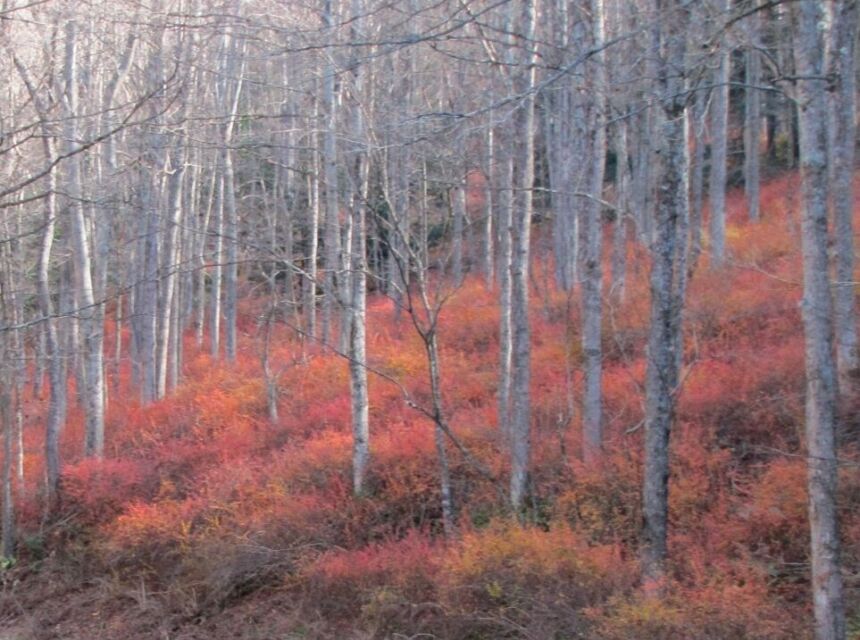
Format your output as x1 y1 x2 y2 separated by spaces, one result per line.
12 171 860 637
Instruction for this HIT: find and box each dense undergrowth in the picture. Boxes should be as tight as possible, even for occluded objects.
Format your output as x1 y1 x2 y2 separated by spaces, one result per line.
3 173 860 639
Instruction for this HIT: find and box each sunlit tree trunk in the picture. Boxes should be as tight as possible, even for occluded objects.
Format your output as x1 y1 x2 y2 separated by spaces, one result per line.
64 18 105 456
157 140 187 397
348 0 370 495
509 0 538 512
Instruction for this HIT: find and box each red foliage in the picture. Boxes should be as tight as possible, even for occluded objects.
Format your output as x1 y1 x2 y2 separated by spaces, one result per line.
11 171 860 638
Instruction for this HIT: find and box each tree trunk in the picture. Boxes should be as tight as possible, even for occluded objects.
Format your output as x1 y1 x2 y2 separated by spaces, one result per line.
829 0 859 387
64 19 105 456
498 146 514 443
582 0 607 465
744 10 762 222
641 0 691 583
452 178 466 287
610 119 630 301
483 125 495 288
708 0 730 268
322 0 341 347
348 0 370 496
509 0 538 512
794 2 847 637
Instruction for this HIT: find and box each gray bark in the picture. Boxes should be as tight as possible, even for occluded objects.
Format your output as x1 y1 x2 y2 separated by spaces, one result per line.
690 87 706 267
498 147 514 443
348 0 370 496
829 0 859 386
222 26 246 362
744 11 762 222
64 19 105 456
483 125 495 288
708 0 730 268
794 2 847 637
581 0 607 465
322 0 341 347
509 0 538 512
610 120 630 302
452 178 466 287
641 0 691 583
210 170 224 358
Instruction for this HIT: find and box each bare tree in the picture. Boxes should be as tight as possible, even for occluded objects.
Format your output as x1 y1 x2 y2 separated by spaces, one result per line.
509 0 538 512
641 0 691 584
793 1 847 637
708 0 730 268
829 0 859 387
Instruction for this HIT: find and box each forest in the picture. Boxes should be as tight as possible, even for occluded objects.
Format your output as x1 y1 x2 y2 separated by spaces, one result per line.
0 0 857 638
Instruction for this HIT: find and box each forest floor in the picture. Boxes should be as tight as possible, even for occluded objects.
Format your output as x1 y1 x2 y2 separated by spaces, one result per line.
0 173 859 639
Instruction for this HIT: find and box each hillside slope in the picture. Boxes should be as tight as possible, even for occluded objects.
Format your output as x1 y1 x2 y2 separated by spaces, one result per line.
1 174 859 639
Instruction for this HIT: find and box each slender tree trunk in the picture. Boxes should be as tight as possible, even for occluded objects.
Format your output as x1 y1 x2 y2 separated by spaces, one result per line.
348 0 370 495
424 328 455 537
744 10 762 222
196 167 216 348
509 0 538 512
64 19 105 456
222 30 245 363
610 119 630 301
794 2 847 637
452 178 466 286
157 143 186 397
322 0 341 346
0 383 13 559
689 87 706 267
641 0 690 583
709 0 730 268
829 0 859 387
305 97 322 339
498 146 514 443
483 125 495 288
582 0 607 465
210 170 224 358
0 242 17 558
